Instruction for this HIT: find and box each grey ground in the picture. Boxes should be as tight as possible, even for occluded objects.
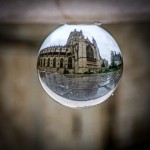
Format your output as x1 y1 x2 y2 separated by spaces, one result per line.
39 70 122 101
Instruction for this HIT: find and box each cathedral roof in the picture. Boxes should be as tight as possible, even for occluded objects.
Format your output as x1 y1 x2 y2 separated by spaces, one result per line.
85 37 93 45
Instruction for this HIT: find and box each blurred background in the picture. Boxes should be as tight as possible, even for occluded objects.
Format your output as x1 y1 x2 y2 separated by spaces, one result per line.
0 0 150 150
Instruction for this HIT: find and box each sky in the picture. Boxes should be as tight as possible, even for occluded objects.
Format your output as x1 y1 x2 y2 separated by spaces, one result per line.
40 24 122 64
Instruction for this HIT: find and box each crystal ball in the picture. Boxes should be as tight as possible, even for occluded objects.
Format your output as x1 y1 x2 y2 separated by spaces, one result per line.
37 24 123 108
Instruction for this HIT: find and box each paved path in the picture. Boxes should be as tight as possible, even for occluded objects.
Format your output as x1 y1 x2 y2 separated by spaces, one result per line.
39 70 122 101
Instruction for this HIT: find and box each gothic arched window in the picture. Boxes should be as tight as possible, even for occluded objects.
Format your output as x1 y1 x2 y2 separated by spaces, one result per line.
43 58 45 66
40 59 42 66
53 58 56 68
86 45 94 60
48 58 50 67
60 58 63 68
68 57 72 69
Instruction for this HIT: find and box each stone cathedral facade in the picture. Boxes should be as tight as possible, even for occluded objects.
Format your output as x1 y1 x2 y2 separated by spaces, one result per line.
37 29 102 74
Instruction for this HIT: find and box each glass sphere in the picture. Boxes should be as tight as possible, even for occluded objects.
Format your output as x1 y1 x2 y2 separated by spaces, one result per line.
37 24 123 108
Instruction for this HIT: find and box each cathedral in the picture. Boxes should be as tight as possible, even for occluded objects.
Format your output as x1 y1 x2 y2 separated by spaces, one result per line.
37 29 102 74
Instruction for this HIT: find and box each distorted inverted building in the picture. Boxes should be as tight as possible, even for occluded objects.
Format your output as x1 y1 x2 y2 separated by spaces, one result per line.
37 29 102 74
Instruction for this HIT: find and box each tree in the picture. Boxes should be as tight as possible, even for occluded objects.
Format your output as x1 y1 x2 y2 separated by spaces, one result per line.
110 51 115 68
102 61 105 67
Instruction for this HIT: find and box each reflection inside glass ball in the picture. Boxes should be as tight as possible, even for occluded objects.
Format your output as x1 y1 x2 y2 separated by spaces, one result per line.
37 24 123 108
